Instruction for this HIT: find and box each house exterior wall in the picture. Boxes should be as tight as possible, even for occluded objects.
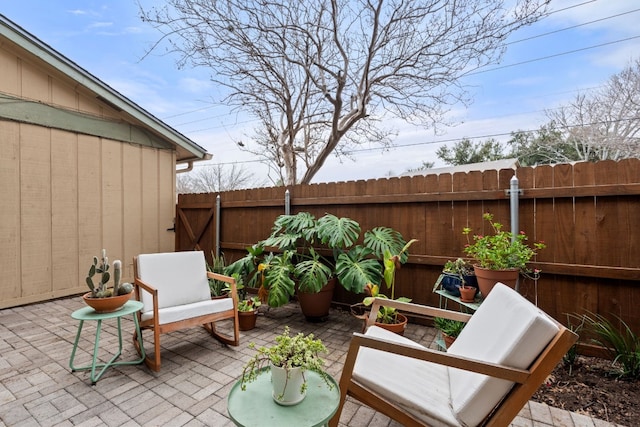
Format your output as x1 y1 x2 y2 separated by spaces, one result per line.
0 28 177 309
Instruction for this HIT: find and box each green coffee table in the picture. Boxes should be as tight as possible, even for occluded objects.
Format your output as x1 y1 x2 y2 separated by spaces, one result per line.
69 300 145 384
227 367 340 427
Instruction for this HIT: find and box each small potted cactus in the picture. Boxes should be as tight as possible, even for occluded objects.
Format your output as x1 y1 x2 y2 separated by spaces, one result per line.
82 249 134 313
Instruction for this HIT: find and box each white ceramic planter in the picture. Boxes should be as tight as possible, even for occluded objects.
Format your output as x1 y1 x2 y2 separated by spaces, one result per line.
270 363 306 405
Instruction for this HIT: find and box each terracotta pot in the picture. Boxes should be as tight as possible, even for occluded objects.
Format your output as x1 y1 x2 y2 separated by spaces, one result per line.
238 310 257 331
459 286 478 303
82 291 132 313
296 278 337 322
443 333 456 349
375 313 408 336
473 265 519 298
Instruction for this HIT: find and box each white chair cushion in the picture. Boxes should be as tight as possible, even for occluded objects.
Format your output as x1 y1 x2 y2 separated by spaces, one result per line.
447 283 559 427
136 251 211 314
140 298 234 324
353 326 461 427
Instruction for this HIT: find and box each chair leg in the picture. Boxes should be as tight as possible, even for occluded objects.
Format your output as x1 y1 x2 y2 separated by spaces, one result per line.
133 326 161 371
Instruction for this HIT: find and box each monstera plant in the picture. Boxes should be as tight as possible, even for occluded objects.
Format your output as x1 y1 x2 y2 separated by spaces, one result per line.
225 212 409 309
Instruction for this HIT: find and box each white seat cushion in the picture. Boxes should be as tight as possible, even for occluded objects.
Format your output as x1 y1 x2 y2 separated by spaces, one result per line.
136 251 211 314
353 326 461 427
448 283 559 427
140 298 234 324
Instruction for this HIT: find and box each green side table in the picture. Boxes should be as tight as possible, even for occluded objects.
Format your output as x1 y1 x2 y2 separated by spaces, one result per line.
227 367 340 427
69 300 145 384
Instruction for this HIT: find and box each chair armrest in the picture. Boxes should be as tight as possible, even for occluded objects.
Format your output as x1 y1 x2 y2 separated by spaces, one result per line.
348 332 530 384
366 297 471 327
133 277 157 296
207 272 239 309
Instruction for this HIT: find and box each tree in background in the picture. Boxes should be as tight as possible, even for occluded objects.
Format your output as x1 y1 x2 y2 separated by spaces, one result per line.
436 138 506 166
140 0 549 185
176 164 260 194
543 59 640 162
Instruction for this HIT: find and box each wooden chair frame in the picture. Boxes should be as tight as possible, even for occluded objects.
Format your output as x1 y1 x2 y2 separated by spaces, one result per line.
132 257 240 371
330 297 578 427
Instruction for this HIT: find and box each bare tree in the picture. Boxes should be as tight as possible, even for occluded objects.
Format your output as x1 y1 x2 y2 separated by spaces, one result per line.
140 0 549 185
176 163 260 194
545 59 640 162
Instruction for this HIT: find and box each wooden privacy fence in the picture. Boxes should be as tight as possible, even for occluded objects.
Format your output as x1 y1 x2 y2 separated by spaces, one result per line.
176 159 640 336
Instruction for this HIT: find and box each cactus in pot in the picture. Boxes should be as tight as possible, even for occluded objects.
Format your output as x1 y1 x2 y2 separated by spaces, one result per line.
85 249 132 298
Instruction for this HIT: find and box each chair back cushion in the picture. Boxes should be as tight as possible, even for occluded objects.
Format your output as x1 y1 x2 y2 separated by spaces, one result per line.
136 251 211 313
447 283 559 427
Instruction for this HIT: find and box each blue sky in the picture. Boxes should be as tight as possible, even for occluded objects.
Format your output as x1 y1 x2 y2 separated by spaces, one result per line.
1 1 638 183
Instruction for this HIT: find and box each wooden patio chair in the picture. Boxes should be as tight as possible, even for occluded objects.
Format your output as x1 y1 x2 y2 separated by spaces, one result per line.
329 283 578 427
132 251 240 371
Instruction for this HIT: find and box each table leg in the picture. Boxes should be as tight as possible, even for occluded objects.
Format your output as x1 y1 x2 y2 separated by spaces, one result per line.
70 309 146 384
69 320 85 372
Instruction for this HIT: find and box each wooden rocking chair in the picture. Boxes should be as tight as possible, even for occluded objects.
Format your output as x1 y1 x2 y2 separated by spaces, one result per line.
132 251 240 371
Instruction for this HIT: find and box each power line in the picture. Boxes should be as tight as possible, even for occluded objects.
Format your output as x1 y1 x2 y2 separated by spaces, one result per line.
508 7 640 46
466 35 640 76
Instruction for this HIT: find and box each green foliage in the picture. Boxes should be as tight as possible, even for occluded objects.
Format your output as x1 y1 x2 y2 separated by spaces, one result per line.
436 138 506 166
226 212 411 307
86 249 113 298
563 314 585 375
361 239 417 324
240 326 333 399
582 312 640 379
463 213 545 271
208 252 233 297
238 296 262 312
434 317 466 338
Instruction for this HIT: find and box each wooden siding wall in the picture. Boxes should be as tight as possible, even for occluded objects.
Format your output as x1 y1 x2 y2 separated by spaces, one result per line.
0 40 177 308
177 159 640 332
0 121 177 308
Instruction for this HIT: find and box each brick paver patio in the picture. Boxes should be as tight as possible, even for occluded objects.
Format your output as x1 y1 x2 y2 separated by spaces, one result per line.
0 296 625 426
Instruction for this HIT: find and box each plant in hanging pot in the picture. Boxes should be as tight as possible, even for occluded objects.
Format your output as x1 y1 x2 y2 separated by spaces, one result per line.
82 249 134 313
462 213 545 297
440 258 478 301
225 212 409 321
240 326 333 405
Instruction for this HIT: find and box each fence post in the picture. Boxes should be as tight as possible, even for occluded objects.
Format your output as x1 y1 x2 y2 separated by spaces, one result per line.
285 189 290 215
509 174 520 291
216 194 221 258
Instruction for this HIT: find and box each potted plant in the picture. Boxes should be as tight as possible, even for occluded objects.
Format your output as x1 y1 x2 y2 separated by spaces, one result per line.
462 213 545 297
433 317 466 349
226 212 409 320
360 239 418 334
83 249 133 313
237 296 261 331
240 326 333 405
441 258 478 302
208 252 232 299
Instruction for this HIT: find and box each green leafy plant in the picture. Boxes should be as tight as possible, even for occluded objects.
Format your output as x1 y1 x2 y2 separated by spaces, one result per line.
563 314 585 375
362 238 418 324
238 296 262 312
433 317 466 339
208 252 237 297
240 326 333 398
582 312 640 379
226 212 409 308
443 258 474 279
462 213 545 271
